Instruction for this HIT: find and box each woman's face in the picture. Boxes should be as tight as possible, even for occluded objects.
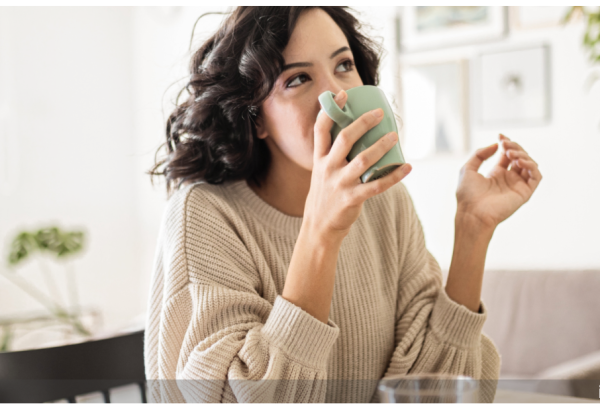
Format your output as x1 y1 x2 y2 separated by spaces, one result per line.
256 8 364 173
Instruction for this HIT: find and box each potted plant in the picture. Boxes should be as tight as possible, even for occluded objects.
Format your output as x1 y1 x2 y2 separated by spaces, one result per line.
1 226 98 351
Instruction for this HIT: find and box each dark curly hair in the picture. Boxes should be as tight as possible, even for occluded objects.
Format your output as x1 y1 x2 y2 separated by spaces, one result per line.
148 6 384 197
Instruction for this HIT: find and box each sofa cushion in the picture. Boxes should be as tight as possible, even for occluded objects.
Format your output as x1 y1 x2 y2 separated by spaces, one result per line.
442 270 600 376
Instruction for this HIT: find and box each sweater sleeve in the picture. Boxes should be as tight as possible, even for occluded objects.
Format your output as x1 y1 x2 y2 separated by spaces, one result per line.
381 184 501 403
147 185 340 403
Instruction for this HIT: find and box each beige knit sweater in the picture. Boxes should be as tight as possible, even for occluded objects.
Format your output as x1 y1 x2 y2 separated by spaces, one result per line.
144 179 501 403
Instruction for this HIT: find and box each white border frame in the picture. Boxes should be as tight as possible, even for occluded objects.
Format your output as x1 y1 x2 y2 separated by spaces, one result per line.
472 43 551 129
399 58 471 160
402 6 507 52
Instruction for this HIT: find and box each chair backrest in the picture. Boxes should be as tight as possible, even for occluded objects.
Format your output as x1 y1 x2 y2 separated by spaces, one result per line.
441 269 600 376
0 329 146 403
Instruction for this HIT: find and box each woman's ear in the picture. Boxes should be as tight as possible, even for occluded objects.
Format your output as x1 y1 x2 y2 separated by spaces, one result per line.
254 113 268 140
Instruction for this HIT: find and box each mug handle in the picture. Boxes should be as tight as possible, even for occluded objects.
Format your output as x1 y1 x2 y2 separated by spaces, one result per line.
318 91 354 128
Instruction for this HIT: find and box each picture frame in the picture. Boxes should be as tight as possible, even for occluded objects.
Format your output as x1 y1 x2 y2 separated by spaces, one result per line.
401 6 507 52
509 6 571 31
400 59 470 160
473 44 551 128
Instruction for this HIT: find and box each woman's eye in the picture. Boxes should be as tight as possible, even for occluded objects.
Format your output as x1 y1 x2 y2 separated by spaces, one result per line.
336 59 355 73
285 60 354 89
287 74 308 88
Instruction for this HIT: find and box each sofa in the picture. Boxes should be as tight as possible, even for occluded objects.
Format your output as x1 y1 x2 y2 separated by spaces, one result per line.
443 269 600 400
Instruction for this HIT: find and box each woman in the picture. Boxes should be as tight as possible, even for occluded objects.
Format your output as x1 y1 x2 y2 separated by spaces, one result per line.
145 6 542 403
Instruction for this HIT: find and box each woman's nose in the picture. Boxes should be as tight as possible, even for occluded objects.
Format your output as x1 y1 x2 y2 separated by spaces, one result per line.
318 70 347 96
322 86 345 99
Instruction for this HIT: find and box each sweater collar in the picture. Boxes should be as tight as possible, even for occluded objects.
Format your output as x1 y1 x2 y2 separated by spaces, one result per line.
228 179 304 238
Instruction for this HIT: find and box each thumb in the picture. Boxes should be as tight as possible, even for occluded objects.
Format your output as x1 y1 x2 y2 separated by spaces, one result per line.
463 143 499 172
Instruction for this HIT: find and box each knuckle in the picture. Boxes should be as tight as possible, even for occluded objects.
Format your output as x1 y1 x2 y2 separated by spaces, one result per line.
354 155 370 171
337 130 350 145
322 158 334 172
335 137 349 152
371 184 383 195
362 113 377 129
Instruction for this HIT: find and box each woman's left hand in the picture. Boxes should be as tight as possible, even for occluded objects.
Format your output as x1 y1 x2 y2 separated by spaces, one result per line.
456 133 542 229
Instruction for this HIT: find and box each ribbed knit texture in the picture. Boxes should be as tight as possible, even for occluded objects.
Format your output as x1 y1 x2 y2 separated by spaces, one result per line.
144 179 501 403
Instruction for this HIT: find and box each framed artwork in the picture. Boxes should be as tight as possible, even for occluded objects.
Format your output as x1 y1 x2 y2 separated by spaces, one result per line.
400 60 470 160
474 45 551 127
401 6 507 52
509 6 571 30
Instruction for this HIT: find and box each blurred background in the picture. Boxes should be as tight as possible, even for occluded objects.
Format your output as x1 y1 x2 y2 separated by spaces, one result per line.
0 7 599 390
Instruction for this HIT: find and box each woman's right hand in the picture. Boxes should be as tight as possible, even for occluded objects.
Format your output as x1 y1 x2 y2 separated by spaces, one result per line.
304 89 413 239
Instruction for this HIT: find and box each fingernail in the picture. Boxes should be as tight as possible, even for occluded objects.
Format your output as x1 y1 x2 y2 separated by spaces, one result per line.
387 132 397 142
402 164 411 173
335 90 346 100
372 108 383 118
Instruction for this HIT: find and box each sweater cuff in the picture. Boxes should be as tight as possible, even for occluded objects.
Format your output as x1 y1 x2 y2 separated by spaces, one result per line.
261 295 340 368
429 287 487 348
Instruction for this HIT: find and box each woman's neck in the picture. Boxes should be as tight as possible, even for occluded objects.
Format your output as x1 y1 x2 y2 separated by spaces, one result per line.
247 161 311 218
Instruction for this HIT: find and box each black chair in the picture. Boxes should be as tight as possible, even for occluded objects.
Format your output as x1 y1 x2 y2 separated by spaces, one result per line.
0 330 146 403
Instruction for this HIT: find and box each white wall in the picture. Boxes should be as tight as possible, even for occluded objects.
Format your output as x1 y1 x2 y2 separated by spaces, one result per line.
0 7 141 331
399 8 600 270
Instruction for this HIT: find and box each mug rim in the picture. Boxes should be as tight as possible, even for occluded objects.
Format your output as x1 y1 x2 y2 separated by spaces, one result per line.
378 373 479 394
379 373 475 381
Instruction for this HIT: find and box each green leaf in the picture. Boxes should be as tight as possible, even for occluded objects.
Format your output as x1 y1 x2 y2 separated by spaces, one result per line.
561 6 581 25
7 227 86 266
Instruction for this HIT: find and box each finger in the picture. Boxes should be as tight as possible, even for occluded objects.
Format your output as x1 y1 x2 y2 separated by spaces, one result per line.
516 158 542 185
328 107 384 165
507 149 536 176
314 90 347 158
498 134 511 169
516 158 537 169
502 139 525 152
343 131 399 182
334 89 347 110
501 139 526 172
507 149 537 165
352 163 412 202
527 166 542 191
516 159 530 182
509 160 522 176
463 143 499 173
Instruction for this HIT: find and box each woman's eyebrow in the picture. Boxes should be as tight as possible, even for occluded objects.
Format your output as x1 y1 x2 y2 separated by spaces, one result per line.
281 46 351 72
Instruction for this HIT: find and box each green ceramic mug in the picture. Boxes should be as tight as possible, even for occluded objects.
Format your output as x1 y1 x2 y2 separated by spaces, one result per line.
318 85 406 183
